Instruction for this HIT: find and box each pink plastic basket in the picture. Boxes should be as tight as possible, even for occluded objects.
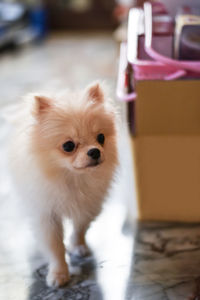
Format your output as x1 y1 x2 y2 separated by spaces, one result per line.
144 3 200 73
117 2 200 102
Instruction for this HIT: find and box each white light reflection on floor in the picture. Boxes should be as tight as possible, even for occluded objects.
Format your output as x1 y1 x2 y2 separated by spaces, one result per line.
87 192 134 300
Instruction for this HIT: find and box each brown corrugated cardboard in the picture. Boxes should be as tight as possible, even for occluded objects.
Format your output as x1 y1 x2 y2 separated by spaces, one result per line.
132 136 200 222
132 79 200 222
135 80 200 135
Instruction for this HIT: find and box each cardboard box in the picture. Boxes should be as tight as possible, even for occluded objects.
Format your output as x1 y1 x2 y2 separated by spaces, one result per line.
132 80 200 222
135 80 200 135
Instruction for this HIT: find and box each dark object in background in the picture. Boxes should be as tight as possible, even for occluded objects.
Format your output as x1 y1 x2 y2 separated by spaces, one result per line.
174 6 200 60
179 26 200 60
0 2 47 52
29 4 47 40
0 2 28 49
44 0 118 30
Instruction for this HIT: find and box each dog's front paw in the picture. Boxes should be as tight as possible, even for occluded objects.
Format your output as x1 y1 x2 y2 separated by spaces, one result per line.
46 266 70 287
70 244 91 258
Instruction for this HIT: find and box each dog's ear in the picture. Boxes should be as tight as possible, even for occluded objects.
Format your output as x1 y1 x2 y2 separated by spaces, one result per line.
85 82 104 103
33 95 53 116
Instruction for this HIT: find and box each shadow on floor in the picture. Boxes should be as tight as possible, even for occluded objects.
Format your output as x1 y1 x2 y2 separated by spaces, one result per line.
28 254 103 300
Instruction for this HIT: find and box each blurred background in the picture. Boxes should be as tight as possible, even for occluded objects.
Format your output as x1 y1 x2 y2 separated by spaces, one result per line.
0 0 121 103
0 0 136 225
2 1 200 299
0 1 137 300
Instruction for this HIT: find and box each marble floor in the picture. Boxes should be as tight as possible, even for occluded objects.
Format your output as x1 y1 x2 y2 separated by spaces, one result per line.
1 32 200 300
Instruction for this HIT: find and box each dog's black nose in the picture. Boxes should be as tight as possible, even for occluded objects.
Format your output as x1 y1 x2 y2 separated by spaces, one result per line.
87 148 100 160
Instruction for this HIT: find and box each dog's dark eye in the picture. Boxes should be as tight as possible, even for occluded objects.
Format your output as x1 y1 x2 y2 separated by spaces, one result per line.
97 133 105 145
62 141 75 152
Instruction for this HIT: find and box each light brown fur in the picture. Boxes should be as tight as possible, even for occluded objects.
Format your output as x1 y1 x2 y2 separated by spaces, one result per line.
10 82 118 287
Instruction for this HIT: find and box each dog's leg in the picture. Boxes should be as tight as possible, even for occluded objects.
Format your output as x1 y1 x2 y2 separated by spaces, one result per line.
69 219 91 257
35 215 69 287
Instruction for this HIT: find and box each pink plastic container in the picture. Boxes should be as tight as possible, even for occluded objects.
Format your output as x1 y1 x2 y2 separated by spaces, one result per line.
117 2 200 102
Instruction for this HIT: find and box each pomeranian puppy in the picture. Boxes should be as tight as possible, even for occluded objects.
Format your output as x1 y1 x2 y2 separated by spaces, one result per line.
9 82 118 287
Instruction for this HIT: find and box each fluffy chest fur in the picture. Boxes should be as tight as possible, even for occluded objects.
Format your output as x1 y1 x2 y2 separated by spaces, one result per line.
10 136 115 222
